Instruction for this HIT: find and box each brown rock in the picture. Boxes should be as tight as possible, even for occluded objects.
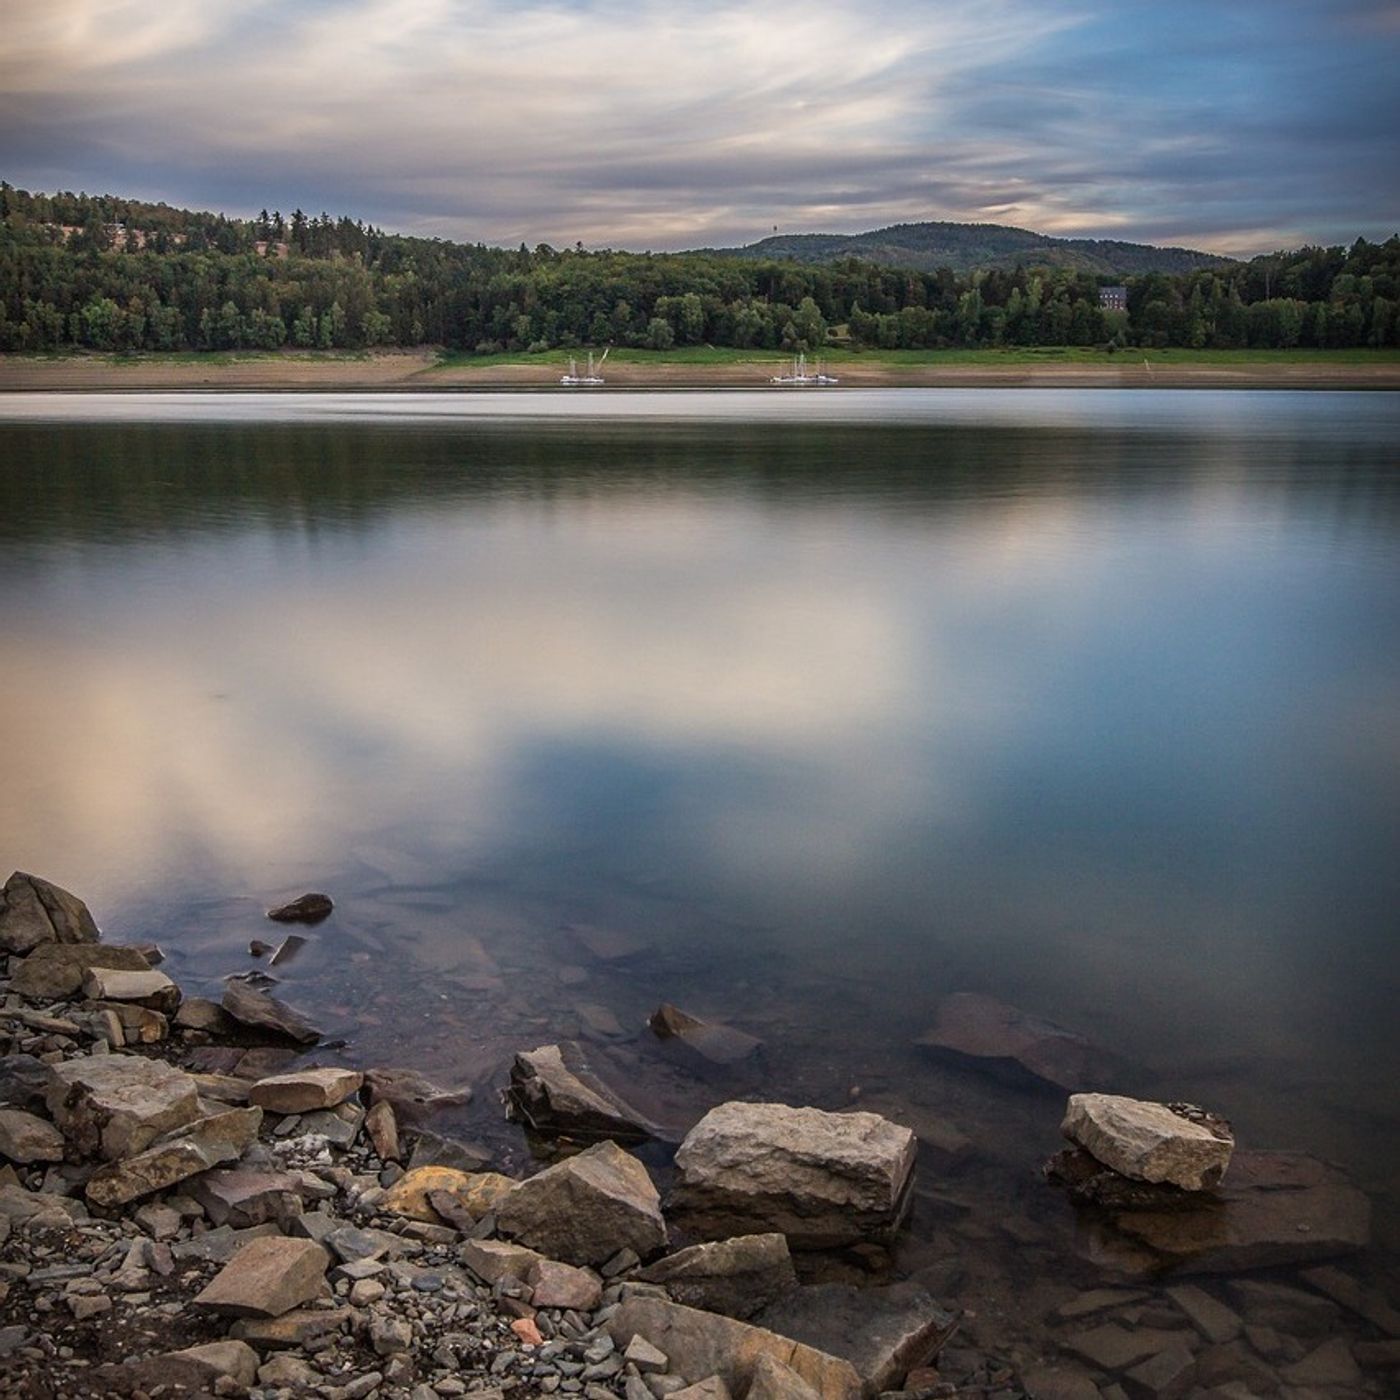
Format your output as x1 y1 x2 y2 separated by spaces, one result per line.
221 980 321 1044
380 1165 506 1222
914 991 1110 1091
191 1166 304 1227
165 1340 259 1387
638 1233 797 1320
46 1055 200 1160
1062 1324 1193 1373
365 1100 400 1160
230 1305 354 1349
507 1042 664 1144
86 1106 263 1208
364 1066 471 1121
746 1355 822 1400
606 1295 863 1400
266 892 334 924
1122 1345 1196 1400
175 998 237 1035
649 1003 762 1067
528 1257 604 1311
248 1067 363 1113
1164 1284 1241 1344
1279 1337 1363 1389
459 1238 544 1284
10 943 149 999
193 1236 329 1317
0 1107 66 1164
80 967 181 1013
0 871 99 954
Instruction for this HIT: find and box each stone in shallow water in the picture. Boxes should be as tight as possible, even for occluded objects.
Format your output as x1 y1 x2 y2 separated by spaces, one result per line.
669 1101 916 1249
914 991 1110 1091
1061 1324 1193 1373
638 1234 797 1320
221 979 321 1044
507 1042 665 1144
266 892 334 924
0 871 100 954
364 1067 471 1121
46 1055 200 1161
495 1139 667 1266
648 1003 762 1069
569 924 651 962
1062 1094 1233 1191
753 1283 957 1392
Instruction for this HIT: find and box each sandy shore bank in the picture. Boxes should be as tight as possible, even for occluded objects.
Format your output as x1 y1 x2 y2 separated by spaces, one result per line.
4 350 1400 392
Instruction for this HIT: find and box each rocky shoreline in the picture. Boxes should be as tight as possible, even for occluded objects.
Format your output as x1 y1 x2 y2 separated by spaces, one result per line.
2 870 1397 1400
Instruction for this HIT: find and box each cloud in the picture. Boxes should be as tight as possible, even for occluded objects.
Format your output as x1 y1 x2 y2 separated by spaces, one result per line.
0 0 1396 252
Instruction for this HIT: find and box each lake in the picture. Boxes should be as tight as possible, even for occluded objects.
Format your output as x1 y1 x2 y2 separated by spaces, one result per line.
2 390 1397 1347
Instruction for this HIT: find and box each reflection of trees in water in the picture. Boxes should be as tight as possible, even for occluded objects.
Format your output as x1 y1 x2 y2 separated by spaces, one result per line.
3 418 1398 549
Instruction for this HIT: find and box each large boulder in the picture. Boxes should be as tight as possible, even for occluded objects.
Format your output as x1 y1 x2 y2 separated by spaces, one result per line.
506 1042 665 1143
1062 1094 1233 1190
606 1295 863 1400
754 1283 958 1392
10 943 150 1000
495 1138 667 1266
46 1056 200 1160
638 1234 798 1319
914 992 1110 1091
221 980 321 1044
0 871 100 954
670 1102 916 1249
193 1236 329 1318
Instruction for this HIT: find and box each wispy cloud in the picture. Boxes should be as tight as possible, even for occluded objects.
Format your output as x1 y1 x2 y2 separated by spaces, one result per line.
1 0 1396 253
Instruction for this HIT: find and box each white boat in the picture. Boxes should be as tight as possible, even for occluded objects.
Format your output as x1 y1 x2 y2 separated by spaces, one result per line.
560 348 608 386
770 352 838 386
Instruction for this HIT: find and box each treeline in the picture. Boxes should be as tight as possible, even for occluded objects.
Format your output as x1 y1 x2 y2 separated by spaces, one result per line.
2 184 1397 354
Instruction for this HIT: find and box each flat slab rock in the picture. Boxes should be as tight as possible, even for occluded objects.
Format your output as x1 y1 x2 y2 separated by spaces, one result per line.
638 1233 798 1320
364 1067 472 1122
914 991 1110 1091
221 979 321 1044
1102 1150 1372 1274
193 1236 329 1317
0 871 100 954
1063 1093 1233 1191
248 1067 363 1113
80 966 181 1012
507 1041 670 1144
46 1054 201 1161
648 1003 762 1068
606 1294 863 1400
495 1138 667 1266
754 1282 958 1392
0 1107 66 1164
10 942 150 999
670 1101 916 1249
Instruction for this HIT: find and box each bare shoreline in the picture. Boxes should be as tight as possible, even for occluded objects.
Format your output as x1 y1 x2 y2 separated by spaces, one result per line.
3 349 1400 392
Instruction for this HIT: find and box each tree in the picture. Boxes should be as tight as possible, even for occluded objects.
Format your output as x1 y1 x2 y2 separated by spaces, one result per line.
644 317 674 350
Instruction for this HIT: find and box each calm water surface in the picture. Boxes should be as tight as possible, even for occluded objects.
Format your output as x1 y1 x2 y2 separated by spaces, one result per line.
2 390 1398 1318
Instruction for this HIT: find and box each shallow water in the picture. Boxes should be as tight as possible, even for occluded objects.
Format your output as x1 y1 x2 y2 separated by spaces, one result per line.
2 390 1398 1352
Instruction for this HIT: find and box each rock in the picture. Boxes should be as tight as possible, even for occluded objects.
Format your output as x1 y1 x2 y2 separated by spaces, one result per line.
669 1101 916 1249
1279 1337 1362 1389
46 1055 200 1160
1297 1263 1400 1334
0 871 99 954
98 1002 169 1044
366 1100 400 1159
171 1221 282 1264
192 1166 305 1227
0 1108 65 1163
10 943 150 999
86 1106 263 1207
193 1235 329 1317
269 933 307 966
370 1314 413 1355
670 1382 731 1400
191 1073 252 1105
248 1066 363 1113
1018 1363 1102 1400
606 1295 863 1400
753 1282 957 1391
570 924 650 961
380 1164 505 1222
174 998 237 1034
364 1067 472 1121
507 1042 663 1144
648 1004 761 1067
459 1238 545 1284
230 1304 354 1349
1106 1151 1371 1274
1062 1094 1233 1191
259 1353 322 1387
1164 1284 1241 1343
528 1257 604 1310
135 1201 182 1239
406 1126 492 1171
638 1233 797 1320
1046 1146 1205 1211
625 1335 671 1375
1122 1345 1196 1400
221 979 321 1043
746 1355 822 1400
914 991 1109 1091
267 892 334 923
1062 1325 1194 1373
496 1139 667 1266
79 967 181 1013
0 1055 53 1110
1353 1339 1400 1368
1053 1288 1150 1320
166 1340 259 1387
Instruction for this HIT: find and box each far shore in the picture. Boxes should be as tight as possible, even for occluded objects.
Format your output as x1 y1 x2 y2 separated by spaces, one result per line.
4 347 1400 392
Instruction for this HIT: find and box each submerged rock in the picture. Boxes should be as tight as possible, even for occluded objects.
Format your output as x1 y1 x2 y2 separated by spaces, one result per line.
495 1138 667 1266
670 1101 917 1249
266 892 334 924
221 979 321 1044
638 1233 797 1320
648 1003 762 1069
914 991 1110 1091
363 1067 472 1122
0 871 100 954
1062 1093 1233 1190
506 1042 666 1144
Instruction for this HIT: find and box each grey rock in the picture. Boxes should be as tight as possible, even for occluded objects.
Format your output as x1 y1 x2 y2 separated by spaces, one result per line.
364 1066 472 1122
638 1233 796 1320
495 1139 667 1266
192 1235 329 1317
249 1066 363 1113
46 1055 200 1160
10 943 149 1000
79 967 181 1014
1062 1094 1233 1191
0 1107 66 1164
190 1166 304 1227
0 1054 53 1110
458 1238 545 1284
1164 1284 1241 1343
648 1003 761 1067
174 997 237 1034
170 1222 283 1264
670 1101 916 1249
0 871 99 954
1122 1346 1197 1400
753 1282 957 1391
1062 1325 1193 1373
221 978 321 1044
507 1042 662 1144
266 891 334 923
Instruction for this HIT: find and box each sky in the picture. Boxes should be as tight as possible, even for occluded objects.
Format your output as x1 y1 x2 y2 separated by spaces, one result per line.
1 0 1397 256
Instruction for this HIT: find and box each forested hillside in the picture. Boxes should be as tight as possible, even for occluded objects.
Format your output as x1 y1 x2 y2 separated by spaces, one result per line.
2 184 1396 353
709 221 1231 276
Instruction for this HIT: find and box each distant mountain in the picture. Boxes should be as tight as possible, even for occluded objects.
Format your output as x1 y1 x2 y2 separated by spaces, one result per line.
706 221 1234 277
